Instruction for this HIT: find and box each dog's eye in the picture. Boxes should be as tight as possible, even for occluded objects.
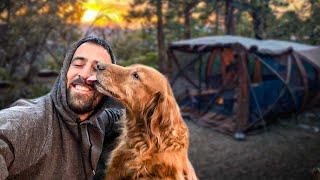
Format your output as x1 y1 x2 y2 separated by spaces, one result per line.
132 72 139 80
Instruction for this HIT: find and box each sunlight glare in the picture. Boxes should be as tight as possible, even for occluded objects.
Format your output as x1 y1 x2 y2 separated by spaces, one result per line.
81 10 99 23
81 0 132 27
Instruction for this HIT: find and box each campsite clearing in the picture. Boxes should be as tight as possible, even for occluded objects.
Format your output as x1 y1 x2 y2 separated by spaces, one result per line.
187 114 320 180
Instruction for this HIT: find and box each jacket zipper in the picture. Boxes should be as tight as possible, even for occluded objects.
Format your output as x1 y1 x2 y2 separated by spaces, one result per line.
87 125 96 175
77 120 89 179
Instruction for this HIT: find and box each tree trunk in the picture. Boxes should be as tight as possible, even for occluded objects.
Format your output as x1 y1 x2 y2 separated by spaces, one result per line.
251 10 263 39
0 0 11 67
215 0 220 34
23 31 50 83
183 1 199 39
183 3 191 39
225 0 235 35
250 0 270 40
156 0 166 73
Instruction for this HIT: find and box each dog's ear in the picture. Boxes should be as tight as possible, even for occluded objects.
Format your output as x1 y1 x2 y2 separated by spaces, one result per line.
144 90 179 144
144 83 188 151
144 91 164 121
142 91 164 145
144 81 174 121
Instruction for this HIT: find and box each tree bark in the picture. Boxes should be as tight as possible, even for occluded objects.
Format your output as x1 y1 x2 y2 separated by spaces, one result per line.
251 10 263 39
183 2 191 39
225 0 235 35
156 0 166 73
0 0 11 67
23 31 50 83
215 0 220 34
183 1 199 39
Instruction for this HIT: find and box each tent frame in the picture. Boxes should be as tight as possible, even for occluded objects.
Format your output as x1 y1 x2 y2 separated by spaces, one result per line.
168 42 320 135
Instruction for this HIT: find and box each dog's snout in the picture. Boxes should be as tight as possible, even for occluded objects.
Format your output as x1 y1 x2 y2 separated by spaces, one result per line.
86 75 97 85
96 62 107 71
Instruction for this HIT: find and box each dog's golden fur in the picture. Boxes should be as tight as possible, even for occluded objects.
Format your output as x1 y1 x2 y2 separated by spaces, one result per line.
95 64 197 180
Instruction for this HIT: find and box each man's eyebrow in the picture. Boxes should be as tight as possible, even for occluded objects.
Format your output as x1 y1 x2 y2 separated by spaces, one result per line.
71 56 86 62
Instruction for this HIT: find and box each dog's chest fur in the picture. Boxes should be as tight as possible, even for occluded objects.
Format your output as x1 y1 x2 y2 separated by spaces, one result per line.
105 114 188 180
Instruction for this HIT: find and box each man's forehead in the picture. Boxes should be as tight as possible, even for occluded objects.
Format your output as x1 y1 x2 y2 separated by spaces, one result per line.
73 42 112 64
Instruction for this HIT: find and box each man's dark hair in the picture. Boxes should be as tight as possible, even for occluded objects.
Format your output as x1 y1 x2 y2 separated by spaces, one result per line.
74 36 116 64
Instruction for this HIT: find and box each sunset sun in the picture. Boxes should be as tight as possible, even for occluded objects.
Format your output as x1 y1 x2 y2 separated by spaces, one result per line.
81 0 131 27
82 9 99 23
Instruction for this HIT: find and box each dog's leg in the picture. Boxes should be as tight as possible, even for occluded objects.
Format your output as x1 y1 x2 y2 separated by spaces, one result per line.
183 155 197 180
105 150 132 180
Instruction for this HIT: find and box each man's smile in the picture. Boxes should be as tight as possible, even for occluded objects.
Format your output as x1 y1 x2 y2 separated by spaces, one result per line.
71 84 94 94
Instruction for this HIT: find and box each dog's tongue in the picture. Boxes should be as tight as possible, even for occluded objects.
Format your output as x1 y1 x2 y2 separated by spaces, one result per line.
86 75 97 85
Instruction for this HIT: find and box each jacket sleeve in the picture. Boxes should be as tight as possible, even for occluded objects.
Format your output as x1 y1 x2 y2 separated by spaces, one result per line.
0 139 13 180
0 98 50 178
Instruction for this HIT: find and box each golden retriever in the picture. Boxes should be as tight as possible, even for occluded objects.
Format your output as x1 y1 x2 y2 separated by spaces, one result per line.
95 63 197 180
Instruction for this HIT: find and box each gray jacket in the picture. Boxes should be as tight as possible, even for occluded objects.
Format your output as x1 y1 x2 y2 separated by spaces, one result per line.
0 37 123 179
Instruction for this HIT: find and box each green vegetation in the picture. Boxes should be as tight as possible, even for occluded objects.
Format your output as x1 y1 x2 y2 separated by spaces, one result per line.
1 0 320 107
0 0 84 107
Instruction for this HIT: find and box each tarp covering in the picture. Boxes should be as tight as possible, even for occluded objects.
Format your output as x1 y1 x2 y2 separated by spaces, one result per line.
170 35 318 56
297 46 320 68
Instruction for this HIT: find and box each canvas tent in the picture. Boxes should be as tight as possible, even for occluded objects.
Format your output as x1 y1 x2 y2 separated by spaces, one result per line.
168 35 320 135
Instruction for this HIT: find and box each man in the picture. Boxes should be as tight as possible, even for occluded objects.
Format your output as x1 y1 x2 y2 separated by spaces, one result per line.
0 36 123 179
0 36 197 180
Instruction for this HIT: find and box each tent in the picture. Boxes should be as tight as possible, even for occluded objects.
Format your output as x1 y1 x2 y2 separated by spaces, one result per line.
167 35 320 135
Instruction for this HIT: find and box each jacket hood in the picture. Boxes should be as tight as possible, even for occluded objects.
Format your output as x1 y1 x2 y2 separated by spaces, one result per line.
50 36 117 125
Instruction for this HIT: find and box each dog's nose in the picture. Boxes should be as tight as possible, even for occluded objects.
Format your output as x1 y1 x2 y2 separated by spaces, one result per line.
95 62 107 71
86 75 97 85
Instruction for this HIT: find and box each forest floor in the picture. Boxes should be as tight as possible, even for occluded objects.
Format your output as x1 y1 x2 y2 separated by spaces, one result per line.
187 111 320 180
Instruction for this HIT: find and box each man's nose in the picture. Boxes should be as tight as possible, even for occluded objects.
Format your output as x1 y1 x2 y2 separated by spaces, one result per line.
77 64 95 81
78 65 97 84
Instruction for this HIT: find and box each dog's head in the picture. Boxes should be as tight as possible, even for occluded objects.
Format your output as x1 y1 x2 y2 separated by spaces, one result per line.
95 63 187 149
95 63 174 115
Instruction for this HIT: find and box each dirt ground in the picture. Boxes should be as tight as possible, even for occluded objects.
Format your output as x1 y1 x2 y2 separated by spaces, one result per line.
186 115 320 180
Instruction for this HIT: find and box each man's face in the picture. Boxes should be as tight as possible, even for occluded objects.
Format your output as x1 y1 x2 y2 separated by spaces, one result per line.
66 42 112 114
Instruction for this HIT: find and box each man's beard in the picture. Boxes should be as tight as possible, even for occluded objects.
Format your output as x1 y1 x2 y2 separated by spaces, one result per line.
67 76 102 114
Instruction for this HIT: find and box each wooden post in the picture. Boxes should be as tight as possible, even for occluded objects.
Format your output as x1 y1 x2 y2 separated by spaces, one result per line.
292 52 309 110
233 44 249 137
205 48 220 89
